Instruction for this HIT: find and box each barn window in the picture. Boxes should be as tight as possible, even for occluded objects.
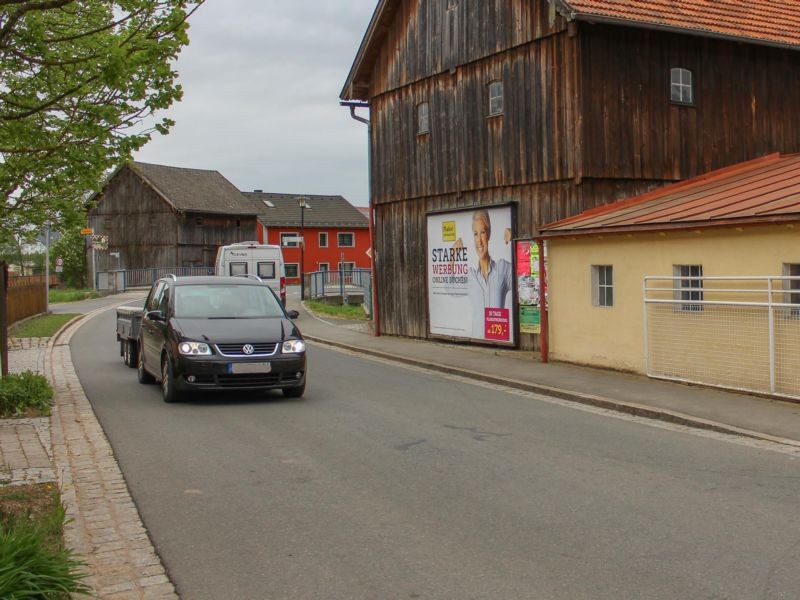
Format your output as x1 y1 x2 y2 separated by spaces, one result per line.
670 68 694 105
674 264 704 311
592 265 614 307
195 216 203 225
417 102 430 135
488 81 504 116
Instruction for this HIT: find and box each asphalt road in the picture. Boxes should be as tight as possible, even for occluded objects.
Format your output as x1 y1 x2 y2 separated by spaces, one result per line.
72 307 800 600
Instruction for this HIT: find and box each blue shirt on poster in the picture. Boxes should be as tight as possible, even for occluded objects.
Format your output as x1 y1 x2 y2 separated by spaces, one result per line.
468 258 513 338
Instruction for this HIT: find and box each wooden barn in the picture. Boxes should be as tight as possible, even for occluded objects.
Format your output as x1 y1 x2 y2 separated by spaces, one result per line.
341 0 800 348
88 162 258 272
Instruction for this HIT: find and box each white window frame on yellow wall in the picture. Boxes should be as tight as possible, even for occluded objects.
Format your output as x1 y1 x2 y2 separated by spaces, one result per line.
591 265 614 307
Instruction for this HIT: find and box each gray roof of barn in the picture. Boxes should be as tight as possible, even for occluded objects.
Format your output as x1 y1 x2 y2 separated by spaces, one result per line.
243 192 368 228
130 162 256 216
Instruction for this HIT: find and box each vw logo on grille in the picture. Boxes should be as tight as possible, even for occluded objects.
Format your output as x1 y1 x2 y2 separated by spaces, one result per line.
242 344 255 355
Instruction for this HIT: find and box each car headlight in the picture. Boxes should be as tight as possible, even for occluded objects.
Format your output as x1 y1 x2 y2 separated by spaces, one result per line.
178 341 212 356
282 339 305 354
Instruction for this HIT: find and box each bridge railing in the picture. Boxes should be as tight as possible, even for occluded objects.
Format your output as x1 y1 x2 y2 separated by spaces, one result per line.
97 267 216 291
308 269 372 318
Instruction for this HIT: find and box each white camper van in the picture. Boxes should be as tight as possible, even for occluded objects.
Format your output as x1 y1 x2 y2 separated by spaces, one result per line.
214 242 287 305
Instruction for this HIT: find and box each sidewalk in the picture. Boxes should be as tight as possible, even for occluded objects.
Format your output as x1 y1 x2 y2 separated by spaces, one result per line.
2 292 176 599
2 293 799 598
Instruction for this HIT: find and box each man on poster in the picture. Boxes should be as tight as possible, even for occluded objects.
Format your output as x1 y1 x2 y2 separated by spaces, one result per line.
455 209 513 339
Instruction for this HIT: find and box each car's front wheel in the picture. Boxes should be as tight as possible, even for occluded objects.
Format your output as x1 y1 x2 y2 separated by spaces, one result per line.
161 355 182 403
137 347 155 384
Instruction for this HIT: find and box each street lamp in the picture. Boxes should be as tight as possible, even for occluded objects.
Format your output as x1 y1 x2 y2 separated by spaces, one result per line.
297 197 309 299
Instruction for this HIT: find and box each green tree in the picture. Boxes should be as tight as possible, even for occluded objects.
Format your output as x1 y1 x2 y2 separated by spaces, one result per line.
0 0 205 238
50 229 86 288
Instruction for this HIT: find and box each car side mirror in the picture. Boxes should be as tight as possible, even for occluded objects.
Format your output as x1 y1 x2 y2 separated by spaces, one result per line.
146 310 165 322
287 310 299 320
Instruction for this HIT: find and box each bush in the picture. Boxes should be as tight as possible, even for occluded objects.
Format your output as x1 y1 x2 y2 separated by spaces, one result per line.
0 372 53 418
0 504 90 598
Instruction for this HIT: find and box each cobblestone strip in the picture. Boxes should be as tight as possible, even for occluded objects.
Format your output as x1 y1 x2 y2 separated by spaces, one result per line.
0 418 56 486
48 312 178 600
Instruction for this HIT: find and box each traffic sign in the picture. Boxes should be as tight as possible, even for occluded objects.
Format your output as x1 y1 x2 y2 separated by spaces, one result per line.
55 257 63 267
80 227 93 235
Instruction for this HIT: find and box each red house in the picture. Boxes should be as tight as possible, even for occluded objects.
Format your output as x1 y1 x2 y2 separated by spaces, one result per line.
243 192 370 283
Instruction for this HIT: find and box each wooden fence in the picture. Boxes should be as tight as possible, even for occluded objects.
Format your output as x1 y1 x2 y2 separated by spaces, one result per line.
7 274 53 324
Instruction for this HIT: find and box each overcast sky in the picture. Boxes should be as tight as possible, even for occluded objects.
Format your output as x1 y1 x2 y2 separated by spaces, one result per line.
133 1 376 206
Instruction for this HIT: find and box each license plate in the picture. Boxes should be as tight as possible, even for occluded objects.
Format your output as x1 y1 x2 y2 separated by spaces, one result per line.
228 362 271 374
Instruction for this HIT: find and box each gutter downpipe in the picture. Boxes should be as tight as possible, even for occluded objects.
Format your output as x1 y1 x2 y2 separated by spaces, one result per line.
536 237 549 363
343 101 380 336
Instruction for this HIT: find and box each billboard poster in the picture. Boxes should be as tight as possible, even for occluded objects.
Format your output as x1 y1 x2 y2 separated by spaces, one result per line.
427 206 515 344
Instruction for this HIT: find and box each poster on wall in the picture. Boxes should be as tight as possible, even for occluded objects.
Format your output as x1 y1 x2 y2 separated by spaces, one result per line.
427 206 515 345
516 241 540 334
516 240 548 334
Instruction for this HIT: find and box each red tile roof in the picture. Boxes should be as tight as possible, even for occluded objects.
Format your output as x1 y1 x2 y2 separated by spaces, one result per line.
540 153 800 237
560 0 800 49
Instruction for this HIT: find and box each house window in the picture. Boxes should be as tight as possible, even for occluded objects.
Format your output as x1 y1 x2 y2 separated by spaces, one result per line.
674 264 704 311
339 262 355 271
488 81 504 116
417 102 430 134
592 265 614 307
338 232 355 247
670 68 694 105
784 263 800 316
319 263 329 272
319 232 328 248
285 263 299 278
280 232 299 247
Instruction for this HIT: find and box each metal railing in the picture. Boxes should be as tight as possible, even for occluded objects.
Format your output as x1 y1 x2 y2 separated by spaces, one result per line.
644 276 800 400
97 267 216 291
308 269 372 317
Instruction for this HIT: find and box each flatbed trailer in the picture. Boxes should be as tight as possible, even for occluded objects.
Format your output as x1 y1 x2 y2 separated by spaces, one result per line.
116 305 144 368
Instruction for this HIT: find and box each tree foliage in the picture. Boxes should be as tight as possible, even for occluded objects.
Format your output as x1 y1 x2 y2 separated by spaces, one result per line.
0 0 204 240
50 228 86 287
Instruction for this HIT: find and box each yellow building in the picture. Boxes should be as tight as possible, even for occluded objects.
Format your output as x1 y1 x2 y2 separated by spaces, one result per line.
539 154 800 400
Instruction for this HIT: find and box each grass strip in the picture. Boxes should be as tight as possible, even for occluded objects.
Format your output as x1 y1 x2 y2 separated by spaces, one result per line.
305 299 369 321
48 289 101 304
10 314 78 338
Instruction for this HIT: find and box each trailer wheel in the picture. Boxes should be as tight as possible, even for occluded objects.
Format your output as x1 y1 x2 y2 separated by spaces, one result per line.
124 340 138 368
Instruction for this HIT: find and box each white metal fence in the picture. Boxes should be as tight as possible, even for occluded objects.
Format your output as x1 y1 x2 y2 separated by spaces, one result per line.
644 276 800 400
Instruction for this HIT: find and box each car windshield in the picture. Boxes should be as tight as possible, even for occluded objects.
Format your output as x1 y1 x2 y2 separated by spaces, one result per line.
173 284 284 319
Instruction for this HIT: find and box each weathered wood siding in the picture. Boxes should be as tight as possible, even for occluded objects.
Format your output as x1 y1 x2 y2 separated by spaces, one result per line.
370 0 567 97
371 32 580 204
89 166 257 270
580 24 800 181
